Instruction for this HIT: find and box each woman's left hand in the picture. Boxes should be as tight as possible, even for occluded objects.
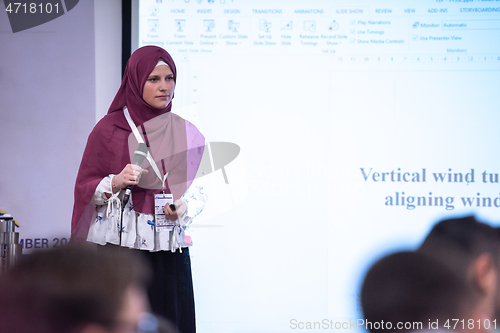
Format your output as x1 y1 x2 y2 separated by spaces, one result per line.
164 199 186 221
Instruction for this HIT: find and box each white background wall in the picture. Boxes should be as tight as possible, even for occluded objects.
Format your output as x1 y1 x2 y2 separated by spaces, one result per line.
94 0 122 123
0 0 100 246
1 1 124 246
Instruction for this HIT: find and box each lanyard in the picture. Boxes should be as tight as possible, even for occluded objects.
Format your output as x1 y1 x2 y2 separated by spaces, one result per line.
123 106 168 189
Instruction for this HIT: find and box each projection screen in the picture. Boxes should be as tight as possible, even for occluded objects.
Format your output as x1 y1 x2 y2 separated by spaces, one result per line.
134 0 500 331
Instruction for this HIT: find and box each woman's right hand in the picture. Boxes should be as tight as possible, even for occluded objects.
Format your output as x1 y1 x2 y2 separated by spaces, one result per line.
112 164 148 193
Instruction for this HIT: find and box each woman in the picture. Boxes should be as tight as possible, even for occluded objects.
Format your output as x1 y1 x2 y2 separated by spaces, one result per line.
71 45 206 333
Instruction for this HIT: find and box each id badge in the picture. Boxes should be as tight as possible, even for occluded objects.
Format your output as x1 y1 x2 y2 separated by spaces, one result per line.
154 193 174 229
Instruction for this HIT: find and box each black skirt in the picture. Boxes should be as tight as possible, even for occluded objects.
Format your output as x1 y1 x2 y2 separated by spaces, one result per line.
139 248 196 333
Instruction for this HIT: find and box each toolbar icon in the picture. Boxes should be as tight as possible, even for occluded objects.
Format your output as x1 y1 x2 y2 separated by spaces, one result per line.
204 19 215 32
259 19 272 32
329 20 339 31
175 19 186 32
149 7 159 16
303 20 316 32
148 20 159 32
281 20 293 30
228 20 239 32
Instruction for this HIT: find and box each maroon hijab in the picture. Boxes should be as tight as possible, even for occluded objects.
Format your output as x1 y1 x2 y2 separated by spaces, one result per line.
71 46 205 241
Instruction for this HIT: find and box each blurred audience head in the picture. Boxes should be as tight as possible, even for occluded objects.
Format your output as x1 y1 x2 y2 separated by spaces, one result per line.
418 215 500 321
361 251 472 333
0 243 176 333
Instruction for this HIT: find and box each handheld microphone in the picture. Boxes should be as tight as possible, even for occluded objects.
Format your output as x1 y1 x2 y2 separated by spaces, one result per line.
122 143 149 208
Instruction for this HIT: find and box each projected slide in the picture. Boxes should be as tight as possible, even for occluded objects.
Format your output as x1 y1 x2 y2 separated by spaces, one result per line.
328 69 500 318
138 0 500 331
